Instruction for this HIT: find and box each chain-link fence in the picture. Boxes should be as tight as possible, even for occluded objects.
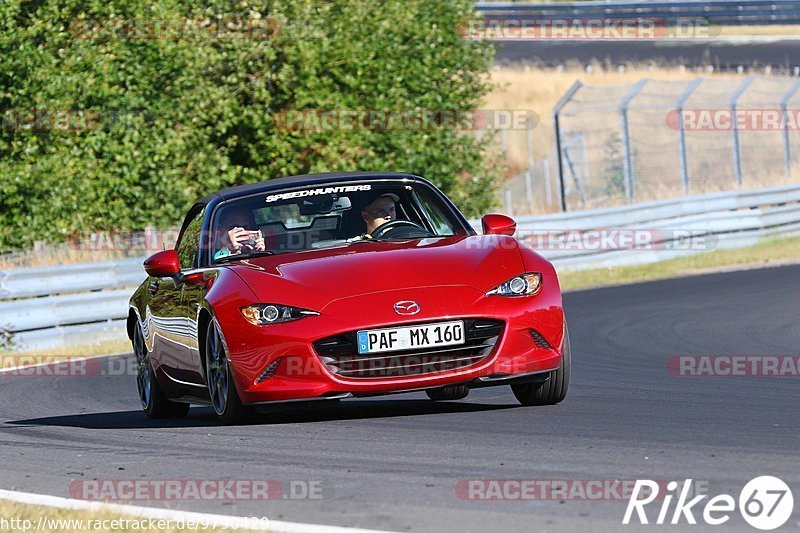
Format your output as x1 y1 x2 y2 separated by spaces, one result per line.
501 75 800 214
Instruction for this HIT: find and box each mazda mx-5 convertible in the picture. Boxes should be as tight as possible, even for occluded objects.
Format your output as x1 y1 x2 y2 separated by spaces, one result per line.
128 172 570 423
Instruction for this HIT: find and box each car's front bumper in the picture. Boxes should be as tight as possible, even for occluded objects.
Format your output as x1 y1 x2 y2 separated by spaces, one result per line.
218 280 565 404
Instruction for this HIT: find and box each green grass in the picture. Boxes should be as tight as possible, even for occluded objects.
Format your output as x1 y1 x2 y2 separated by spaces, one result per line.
559 235 800 292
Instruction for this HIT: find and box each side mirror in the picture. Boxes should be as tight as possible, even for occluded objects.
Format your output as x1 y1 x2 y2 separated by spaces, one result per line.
481 214 516 236
144 250 181 278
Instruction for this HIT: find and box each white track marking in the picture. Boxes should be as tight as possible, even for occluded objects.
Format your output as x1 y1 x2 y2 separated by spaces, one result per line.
1 354 400 532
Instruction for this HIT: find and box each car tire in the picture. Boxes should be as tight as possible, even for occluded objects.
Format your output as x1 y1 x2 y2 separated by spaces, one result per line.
426 385 470 401
512 323 571 406
205 319 250 424
133 322 190 419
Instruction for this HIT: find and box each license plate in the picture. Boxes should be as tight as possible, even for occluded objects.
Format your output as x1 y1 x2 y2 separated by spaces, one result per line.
357 321 465 355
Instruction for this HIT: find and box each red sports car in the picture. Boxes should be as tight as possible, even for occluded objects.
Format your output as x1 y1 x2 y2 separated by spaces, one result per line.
128 172 570 423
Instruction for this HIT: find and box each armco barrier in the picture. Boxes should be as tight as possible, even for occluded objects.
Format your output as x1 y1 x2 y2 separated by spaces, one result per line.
475 1 800 26
0 257 143 299
3 183 800 350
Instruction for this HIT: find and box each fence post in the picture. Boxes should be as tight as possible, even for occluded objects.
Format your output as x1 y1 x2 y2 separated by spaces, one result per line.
675 78 704 194
620 79 649 202
579 131 590 183
730 76 756 186
525 118 534 207
552 81 583 212
543 155 552 207
562 143 587 207
781 79 800 173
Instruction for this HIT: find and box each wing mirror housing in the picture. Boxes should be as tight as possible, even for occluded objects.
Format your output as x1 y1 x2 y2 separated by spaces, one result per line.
144 250 181 278
481 214 517 236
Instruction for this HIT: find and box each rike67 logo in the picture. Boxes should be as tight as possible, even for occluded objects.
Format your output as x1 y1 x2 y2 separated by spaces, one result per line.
623 477 794 530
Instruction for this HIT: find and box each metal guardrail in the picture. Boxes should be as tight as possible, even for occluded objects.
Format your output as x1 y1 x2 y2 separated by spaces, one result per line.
12 320 128 353
510 184 800 269
3 183 800 350
514 183 800 232
475 1 800 25
0 257 143 299
0 290 132 332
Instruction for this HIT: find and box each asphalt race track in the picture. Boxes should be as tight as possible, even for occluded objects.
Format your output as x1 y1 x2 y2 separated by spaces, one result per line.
494 39 800 70
1 265 799 532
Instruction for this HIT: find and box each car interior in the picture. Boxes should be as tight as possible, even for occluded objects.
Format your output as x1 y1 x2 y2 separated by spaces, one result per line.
213 187 442 257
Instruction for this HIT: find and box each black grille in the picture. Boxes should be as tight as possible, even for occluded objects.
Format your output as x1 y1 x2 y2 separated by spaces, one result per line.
529 329 552 350
313 319 504 379
256 358 282 383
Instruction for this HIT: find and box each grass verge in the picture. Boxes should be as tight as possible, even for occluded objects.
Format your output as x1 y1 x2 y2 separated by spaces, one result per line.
0 500 257 532
559 235 800 292
485 64 742 176
0 339 131 362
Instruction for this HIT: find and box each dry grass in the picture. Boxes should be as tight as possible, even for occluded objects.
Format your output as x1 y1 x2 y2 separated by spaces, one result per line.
485 65 800 214
484 64 740 175
0 338 131 361
717 25 800 36
0 244 138 270
0 500 261 532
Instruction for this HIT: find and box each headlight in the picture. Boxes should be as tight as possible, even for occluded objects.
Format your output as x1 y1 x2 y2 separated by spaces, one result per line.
240 304 319 325
487 273 542 297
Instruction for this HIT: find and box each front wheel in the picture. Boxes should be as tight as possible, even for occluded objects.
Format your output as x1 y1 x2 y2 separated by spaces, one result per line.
426 385 470 401
205 319 249 424
512 323 571 406
133 322 190 419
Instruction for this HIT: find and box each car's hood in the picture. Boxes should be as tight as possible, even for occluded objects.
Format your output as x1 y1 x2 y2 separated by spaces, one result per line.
225 235 549 310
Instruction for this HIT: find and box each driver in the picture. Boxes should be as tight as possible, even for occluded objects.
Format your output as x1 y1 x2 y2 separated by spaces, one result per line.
360 193 399 238
214 210 266 260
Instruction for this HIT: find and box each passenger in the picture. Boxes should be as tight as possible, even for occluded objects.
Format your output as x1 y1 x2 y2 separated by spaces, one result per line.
214 211 265 260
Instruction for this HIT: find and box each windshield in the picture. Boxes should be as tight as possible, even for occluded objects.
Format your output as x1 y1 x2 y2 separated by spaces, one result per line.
210 181 469 262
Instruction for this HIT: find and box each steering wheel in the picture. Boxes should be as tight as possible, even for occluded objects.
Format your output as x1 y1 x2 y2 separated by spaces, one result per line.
370 220 429 240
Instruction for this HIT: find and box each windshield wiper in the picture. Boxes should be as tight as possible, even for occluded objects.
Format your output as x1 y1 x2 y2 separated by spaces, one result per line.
215 250 275 263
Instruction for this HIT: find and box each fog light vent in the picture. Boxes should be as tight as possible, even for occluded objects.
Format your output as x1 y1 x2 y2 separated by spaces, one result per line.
257 358 283 383
529 329 552 350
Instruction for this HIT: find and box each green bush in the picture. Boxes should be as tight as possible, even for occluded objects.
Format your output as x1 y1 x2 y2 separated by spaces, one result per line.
0 0 500 249
0 323 14 350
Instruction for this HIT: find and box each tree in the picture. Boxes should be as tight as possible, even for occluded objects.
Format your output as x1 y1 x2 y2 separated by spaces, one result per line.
0 0 500 248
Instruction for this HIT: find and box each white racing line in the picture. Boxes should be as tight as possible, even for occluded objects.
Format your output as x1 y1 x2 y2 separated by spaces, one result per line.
0 489 398 532
0 354 400 533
